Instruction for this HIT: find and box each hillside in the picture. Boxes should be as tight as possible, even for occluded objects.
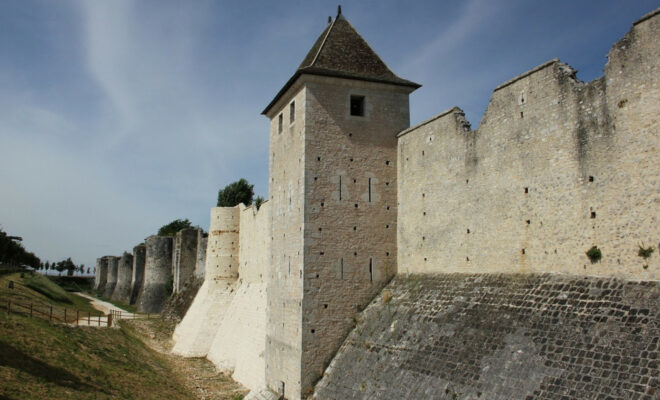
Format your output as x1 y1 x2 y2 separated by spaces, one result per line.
0 272 246 399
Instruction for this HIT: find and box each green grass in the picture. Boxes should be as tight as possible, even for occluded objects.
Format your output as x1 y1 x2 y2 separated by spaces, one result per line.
0 273 98 315
0 313 195 400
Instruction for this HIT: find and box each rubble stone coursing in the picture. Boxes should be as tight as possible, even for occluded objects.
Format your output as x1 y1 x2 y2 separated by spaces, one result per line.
314 274 659 400
130 243 146 305
112 251 133 303
137 235 173 313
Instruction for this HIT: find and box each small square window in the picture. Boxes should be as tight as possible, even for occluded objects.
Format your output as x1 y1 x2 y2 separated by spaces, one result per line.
278 113 283 133
350 95 365 116
290 101 295 123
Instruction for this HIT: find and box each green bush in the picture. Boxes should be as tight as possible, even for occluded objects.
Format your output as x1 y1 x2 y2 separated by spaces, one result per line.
638 245 654 259
585 246 602 264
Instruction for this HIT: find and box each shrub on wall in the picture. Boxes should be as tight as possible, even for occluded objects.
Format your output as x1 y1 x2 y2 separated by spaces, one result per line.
586 246 602 264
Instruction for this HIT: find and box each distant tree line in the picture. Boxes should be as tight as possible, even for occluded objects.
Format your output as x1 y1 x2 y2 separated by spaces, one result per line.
0 227 40 269
1 227 90 276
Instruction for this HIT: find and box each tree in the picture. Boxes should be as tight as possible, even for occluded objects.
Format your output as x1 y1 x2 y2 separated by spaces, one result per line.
217 179 254 207
158 219 192 237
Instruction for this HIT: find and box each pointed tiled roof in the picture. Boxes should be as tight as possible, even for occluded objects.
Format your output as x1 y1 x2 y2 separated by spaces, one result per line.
262 10 420 115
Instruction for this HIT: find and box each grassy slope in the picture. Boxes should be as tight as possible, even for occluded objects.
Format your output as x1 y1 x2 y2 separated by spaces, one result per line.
0 314 194 399
0 273 195 399
0 273 97 315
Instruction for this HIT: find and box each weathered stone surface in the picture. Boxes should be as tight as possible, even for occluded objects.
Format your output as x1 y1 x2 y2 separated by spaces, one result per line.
195 230 207 279
397 10 659 280
111 251 133 303
172 228 199 294
314 273 659 400
103 256 118 298
137 235 173 313
94 257 108 291
130 243 146 305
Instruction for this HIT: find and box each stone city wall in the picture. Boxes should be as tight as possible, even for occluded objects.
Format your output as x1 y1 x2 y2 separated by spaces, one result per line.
103 256 119 298
397 12 659 280
314 273 659 399
173 206 242 357
112 251 133 303
137 235 173 313
130 243 146 305
195 230 208 279
95 257 108 291
172 228 200 294
207 202 271 391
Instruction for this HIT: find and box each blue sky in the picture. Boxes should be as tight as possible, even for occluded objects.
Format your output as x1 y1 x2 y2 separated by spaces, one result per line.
0 0 657 271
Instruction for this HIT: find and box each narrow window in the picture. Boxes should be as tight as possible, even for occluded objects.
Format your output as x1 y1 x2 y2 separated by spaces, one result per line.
339 176 342 200
369 258 373 282
588 176 594 182
289 101 295 123
288 257 291 275
278 113 283 133
368 178 372 202
350 95 365 116
340 258 344 280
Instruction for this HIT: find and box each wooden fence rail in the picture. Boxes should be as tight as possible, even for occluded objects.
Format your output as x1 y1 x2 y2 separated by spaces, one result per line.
2 299 110 326
2 298 158 327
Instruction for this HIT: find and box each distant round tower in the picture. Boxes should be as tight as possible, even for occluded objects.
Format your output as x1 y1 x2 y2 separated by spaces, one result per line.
137 235 173 313
205 207 240 281
95 257 108 292
195 230 208 279
130 243 146 305
103 256 119 298
172 228 200 293
112 251 133 303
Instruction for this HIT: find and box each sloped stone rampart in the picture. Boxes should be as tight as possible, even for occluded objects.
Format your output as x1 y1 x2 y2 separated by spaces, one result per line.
314 273 659 399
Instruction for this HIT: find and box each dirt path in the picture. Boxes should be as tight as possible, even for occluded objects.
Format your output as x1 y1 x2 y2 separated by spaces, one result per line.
123 318 249 400
74 292 130 315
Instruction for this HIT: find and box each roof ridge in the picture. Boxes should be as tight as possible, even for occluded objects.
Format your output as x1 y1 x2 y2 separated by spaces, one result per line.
310 17 337 67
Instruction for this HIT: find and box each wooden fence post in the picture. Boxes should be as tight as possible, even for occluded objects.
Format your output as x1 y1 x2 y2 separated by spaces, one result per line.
88 311 91 326
7 300 11 315
76 310 79 326
49 306 53 322
64 308 67 323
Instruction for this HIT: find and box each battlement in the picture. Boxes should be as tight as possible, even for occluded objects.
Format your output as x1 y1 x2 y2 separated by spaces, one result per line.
398 9 659 280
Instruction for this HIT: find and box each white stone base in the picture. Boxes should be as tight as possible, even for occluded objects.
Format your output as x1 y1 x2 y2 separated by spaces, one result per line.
171 278 237 357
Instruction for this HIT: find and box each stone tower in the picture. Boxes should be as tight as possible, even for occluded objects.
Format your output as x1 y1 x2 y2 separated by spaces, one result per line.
263 8 419 399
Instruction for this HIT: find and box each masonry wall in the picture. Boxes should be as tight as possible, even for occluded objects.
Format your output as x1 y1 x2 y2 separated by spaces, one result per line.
137 235 173 313
130 243 146 305
172 228 199 293
112 251 133 303
397 12 659 280
95 257 108 291
195 230 207 279
103 256 119 298
266 84 307 399
172 207 241 357
313 273 659 399
301 76 410 395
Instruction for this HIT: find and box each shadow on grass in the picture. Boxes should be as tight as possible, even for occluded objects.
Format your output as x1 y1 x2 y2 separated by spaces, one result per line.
0 340 99 392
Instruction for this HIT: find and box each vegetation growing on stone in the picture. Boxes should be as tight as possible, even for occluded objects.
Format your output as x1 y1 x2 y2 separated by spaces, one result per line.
157 218 192 237
637 244 654 259
586 245 602 263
